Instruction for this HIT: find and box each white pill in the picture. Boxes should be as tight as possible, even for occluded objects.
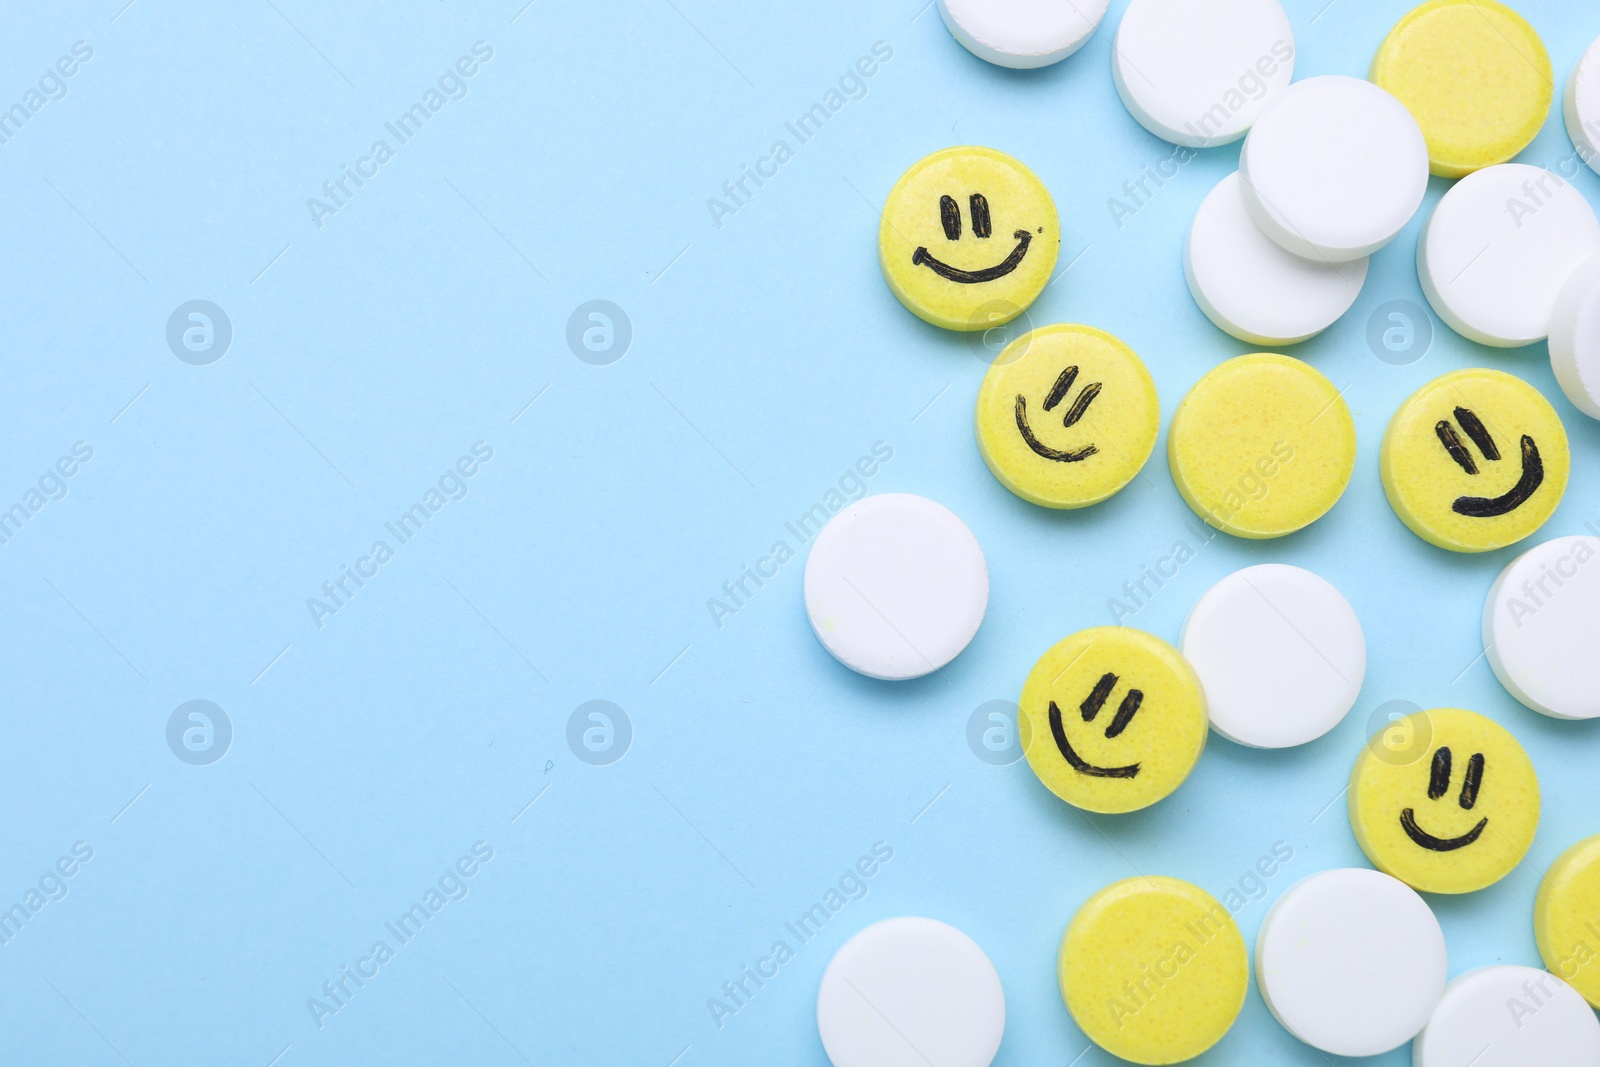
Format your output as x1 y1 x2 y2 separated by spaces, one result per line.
1181 563 1365 748
1484 535 1600 720
937 0 1109 69
1255 868 1446 1057
1184 172 1368 346
1549 255 1600 418
1239 75 1428 263
803 494 988 681
1414 965 1600 1067
817 917 1005 1067
1112 0 1294 148
1566 35 1600 178
1418 163 1600 348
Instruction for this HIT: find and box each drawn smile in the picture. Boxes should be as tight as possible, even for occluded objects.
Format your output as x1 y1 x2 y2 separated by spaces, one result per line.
1435 407 1545 517
1047 671 1145 779
1399 808 1488 851
913 229 1032 284
1015 364 1102 463
1399 745 1488 852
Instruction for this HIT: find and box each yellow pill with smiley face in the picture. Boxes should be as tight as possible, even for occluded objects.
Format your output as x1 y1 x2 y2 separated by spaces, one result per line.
1535 835 1600 1008
975 324 1159 508
879 146 1060 331
1381 368 1569 553
1349 707 1539 894
1020 627 1207 814
1168 354 1357 538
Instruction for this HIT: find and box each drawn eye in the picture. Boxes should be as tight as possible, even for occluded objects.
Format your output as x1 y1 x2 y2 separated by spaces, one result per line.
1080 671 1118 722
1454 407 1499 461
939 195 961 241
1061 383 1103 428
1104 689 1143 739
1043 366 1079 412
1436 407 1500 475
970 193 991 239
1428 746 1452 799
1459 752 1485 810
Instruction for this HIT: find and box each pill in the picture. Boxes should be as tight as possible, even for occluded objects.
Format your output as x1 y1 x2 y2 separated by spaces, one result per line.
1380 368 1569 553
1255 868 1446 1057
1111 0 1295 148
974 324 1159 508
1413 965 1600 1067
803 494 988 681
1372 0 1552 178
1485 536 1600 719
1418 164 1600 348
1181 564 1365 748
1535 834 1600 1009
1239 75 1428 263
1059 876 1247 1065
817 917 1005 1067
1019 626 1207 814
1549 255 1600 419
1167 354 1356 539
1184 172 1368 346
1568 35 1600 177
937 0 1109 69
879 147 1059 332
1348 707 1539 894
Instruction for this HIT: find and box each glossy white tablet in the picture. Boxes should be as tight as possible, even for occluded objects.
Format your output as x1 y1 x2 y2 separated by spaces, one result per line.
1566 34 1600 177
1550 255 1600 418
937 0 1109 69
1484 535 1600 720
1414 965 1600 1067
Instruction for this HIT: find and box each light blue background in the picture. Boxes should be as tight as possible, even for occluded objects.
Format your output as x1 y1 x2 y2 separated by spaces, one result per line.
2 0 1599 1063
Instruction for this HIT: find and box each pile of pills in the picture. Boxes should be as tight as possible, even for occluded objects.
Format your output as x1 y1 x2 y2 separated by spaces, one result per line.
800 1 1600 1063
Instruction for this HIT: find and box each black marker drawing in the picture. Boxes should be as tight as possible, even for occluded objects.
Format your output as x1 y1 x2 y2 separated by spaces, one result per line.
1400 744 1489 852
1048 671 1144 779
1016 365 1103 463
911 190 1032 284
1434 406 1544 518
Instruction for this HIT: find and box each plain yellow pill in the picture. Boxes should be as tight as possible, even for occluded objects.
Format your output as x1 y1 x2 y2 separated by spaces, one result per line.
879 146 1060 332
1167 354 1356 539
975 324 1159 508
1371 0 1552 179
1020 627 1207 814
1535 835 1600 1007
1060 876 1248 1065
1380 368 1569 553
1349 707 1539 894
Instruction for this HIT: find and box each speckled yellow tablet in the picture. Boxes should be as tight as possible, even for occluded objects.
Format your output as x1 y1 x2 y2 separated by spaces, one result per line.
879 146 1059 331
1535 835 1600 1007
1380 369 1569 553
1167 354 1355 539
1349 708 1539 894
1060 876 1247 1065
1020 627 1207 814
1371 0 1552 178
975 324 1158 508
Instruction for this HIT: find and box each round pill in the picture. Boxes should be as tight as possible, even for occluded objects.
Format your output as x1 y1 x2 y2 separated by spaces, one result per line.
1019 627 1207 814
817 917 1005 1067
1414 965 1600 1067
1255 868 1446 1057
1060 876 1247 1065
1535 834 1600 1008
1181 564 1365 748
1485 536 1600 719
1348 707 1539 894
1568 35 1600 177
1549 255 1600 419
1380 368 1569 553
1239 75 1428 263
1167 354 1356 539
879 147 1060 332
1111 0 1295 148
975 324 1159 509
803 494 988 681
1184 172 1369 346
1418 164 1600 348
937 0 1109 69
1371 0 1553 179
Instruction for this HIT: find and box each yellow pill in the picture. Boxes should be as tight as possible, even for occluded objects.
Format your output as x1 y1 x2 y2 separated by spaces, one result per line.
1380 368 1569 553
1371 0 1552 179
879 146 1060 331
1020 627 1207 814
1535 835 1600 1007
975 324 1159 509
1060 876 1247 1065
1167 354 1355 539
1349 707 1539 894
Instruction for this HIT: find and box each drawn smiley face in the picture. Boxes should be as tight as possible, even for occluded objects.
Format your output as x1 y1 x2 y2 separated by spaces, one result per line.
1349 708 1539 894
880 146 1059 332
975 325 1159 509
1019 627 1208 814
1382 368 1569 552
